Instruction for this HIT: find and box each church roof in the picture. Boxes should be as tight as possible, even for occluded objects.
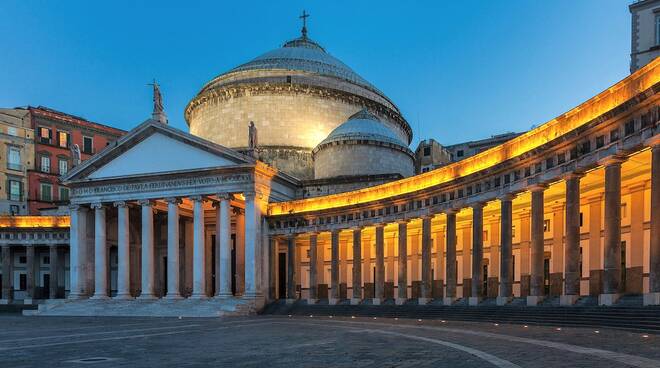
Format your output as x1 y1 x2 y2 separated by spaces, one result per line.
315 109 408 149
227 35 381 94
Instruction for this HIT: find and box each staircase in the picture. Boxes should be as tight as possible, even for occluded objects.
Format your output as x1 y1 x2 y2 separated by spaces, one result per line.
261 298 660 333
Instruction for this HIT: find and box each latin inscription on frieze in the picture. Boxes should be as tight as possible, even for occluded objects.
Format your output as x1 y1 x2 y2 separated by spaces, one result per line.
73 174 250 196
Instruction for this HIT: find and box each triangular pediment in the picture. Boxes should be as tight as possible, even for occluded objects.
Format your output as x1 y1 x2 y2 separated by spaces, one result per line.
65 119 254 182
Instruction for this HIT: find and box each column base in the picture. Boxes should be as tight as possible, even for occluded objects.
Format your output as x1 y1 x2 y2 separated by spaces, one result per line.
643 292 660 306
0 299 11 305
89 294 110 301
114 293 134 300
468 297 481 306
350 298 361 305
598 293 620 306
395 298 407 305
306 299 318 305
496 296 512 306
372 298 383 305
215 292 234 299
560 294 580 306
285 298 297 304
329 298 341 305
526 295 544 306
163 294 183 300
443 297 456 306
417 297 432 305
137 294 158 300
23 298 34 304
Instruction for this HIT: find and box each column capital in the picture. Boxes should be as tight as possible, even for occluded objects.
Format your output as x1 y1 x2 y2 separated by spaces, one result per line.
217 192 233 201
471 202 486 210
498 193 516 202
190 195 205 202
597 154 627 167
373 222 386 228
165 197 183 205
443 208 459 215
419 213 434 220
138 199 154 206
90 202 105 210
113 201 128 208
395 218 410 225
68 204 87 211
644 134 660 148
243 190 256 200
561 171 585 181
528 183 548 192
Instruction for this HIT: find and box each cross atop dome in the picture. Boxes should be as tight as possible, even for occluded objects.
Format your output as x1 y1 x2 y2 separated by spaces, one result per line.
299 10 310 38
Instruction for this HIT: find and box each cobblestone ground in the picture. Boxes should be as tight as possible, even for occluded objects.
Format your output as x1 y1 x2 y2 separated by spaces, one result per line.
0 315 659 367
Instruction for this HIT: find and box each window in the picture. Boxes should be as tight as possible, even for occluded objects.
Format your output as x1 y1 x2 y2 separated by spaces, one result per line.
621 203 627 218
422 167 429 173
543 219 550 232
610 129 619 142
43 256 50 265
83 136 93 154
9 205 19 215
625 120 635 136
423 146 431 156
8 180 22 201
40 183 53 202
38 127 52 144
40 155 50 173
7 147 21 171
57 131 70 148
456 150 464 157
59 187 70 202
19 274 26 290
19 256 26 264
579 212 584 227
596 135 605 149
7 127 17 136
59 159 68 175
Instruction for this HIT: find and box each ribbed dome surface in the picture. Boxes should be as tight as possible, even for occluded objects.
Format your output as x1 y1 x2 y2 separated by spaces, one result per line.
318 109 407 148
229 36 380 93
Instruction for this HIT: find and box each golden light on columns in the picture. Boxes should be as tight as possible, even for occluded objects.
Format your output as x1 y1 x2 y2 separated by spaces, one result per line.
269 58 660 216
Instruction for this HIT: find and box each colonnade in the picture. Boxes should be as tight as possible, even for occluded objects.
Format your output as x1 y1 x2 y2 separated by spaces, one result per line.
68 191 263 301
280 144 660 306
0 244 66 303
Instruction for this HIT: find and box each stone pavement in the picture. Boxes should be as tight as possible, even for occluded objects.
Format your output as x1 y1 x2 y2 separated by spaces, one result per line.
0 315 659 367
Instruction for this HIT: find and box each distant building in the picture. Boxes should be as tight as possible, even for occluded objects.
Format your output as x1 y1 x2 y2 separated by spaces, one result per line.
444 132 522 163
25 107 125 214
414 139 451 174
630 0 660 72
0 109 34 215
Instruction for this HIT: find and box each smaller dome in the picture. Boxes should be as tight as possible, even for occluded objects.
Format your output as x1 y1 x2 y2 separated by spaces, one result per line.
317 109 407 148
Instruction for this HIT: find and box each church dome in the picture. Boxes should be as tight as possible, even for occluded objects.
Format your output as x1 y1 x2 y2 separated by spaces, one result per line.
313 109 414 180
317 109 408 148
227 36 381 95
185 27 412 180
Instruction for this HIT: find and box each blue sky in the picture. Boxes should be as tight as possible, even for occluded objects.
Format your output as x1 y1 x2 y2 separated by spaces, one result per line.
0 0 631 146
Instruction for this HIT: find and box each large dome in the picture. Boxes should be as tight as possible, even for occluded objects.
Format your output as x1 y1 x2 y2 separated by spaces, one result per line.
185 31 412 180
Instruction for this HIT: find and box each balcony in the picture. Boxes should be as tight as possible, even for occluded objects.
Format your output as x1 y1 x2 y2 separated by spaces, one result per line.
7 163 23 171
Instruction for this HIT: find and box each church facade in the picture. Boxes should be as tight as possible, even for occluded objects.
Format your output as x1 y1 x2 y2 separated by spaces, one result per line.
2 9 660 316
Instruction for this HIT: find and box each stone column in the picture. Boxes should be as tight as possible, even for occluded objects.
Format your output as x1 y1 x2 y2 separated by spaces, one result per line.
628 184 646 295
49 245 59 299
114 201 131 299
374 224 385 305
25 246 35 303
234 208 245 295
587 195 603 296
488 218 500 298
528 184 546 306
243 191 259 298
600 156 625 305
138 199 156 299
286 234 297 301
434 225 445 300
550 204 564 297
68 205 88 299
268 236 276 301
351 227 362 304
191 196 207 299
164 198 182 300
0 246 11 303
420 216 433 304
91 203 108 300
396 220 408 304
646 138 660 305
308 232 318 303
216 194 232 298
519 213 531 297
329 229 340 304
461 225 472 299
562 173 582 305
497 195 514 305
445 210 457 305
469 204 484 306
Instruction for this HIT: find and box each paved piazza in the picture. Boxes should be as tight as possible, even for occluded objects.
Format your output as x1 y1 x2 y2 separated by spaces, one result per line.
1 315 659 367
